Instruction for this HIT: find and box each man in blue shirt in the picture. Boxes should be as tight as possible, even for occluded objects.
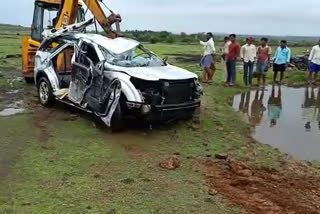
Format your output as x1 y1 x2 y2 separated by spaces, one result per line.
273 40 291 84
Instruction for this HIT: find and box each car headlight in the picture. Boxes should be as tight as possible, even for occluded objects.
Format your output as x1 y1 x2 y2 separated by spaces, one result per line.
194 79 203 93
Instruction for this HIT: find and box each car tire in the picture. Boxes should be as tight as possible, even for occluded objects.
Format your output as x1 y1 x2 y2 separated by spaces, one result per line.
111 103 124 132
37 77 55 107
25 77 34 84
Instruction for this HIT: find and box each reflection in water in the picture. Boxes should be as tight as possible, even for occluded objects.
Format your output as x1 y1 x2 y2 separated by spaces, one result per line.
302 87 320 131
250 90 265 126
232 85 320 161
268 85 282 128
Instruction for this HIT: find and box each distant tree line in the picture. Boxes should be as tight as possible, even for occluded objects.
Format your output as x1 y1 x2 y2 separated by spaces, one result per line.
123 30 209 44
122 30 317 47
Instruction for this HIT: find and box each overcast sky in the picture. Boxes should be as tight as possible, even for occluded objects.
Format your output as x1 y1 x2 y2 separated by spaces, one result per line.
1 0 319 36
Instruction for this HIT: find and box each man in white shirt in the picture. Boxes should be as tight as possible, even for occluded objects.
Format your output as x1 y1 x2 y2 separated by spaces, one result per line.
221 36 231 83
308 39 320 85
200 32 216 83
240 37 256 86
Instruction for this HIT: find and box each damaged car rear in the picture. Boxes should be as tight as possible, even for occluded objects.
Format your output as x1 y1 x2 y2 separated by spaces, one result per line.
34 20 203 131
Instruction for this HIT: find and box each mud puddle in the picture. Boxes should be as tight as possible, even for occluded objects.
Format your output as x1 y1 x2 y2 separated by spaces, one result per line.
0 89 25 116
232 85 320 161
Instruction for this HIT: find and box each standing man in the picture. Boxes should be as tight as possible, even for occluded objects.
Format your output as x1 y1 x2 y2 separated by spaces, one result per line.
308 39 320 85
273 40 291 84
240 37 256 86
200 32 216 83
256 38 272 87
226 34 241 86
221 36 231 83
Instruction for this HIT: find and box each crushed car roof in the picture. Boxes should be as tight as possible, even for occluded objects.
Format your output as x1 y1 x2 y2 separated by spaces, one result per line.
74 33 140 54
41 19 140 54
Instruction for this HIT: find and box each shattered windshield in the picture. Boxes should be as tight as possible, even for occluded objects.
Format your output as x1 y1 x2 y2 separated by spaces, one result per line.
100 45 165 67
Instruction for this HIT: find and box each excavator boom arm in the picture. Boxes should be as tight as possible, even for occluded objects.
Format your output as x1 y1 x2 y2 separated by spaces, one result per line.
54 0 121 37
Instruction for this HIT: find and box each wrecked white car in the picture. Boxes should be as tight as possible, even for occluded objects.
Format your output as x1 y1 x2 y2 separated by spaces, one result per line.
34 20 202 130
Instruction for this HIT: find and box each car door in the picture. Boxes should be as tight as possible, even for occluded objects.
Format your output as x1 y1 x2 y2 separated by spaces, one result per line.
69 41 122 125
68 43 93 105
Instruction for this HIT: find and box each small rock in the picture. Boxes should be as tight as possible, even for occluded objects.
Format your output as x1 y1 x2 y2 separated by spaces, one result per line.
215 153 228 160
159 155 180 170
208 188 218 196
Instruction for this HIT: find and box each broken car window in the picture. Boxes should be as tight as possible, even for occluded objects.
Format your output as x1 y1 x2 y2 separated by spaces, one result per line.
100 45 165 68
80 43 100 66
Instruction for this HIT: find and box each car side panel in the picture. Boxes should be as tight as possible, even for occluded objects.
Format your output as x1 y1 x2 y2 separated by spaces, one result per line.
104 71 143 103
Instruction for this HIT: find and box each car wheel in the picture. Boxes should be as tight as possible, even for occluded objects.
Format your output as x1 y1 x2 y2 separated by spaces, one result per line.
25 77 34 84
38 77 55 107
111 103 124 132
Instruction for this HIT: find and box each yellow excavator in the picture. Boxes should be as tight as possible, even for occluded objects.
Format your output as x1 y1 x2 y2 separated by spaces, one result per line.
22 0 121 83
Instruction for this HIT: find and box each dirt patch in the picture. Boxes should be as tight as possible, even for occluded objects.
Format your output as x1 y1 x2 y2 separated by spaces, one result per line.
196 159 320 214
159 155 180 170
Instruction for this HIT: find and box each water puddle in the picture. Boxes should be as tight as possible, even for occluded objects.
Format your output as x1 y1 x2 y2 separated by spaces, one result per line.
0 90 25 116
232 85 320 161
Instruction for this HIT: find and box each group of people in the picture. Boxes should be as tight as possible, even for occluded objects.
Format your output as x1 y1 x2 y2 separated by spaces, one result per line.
200 33 320 86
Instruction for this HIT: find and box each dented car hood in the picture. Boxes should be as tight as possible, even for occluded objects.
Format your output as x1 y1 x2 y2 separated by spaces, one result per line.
108 64 198 81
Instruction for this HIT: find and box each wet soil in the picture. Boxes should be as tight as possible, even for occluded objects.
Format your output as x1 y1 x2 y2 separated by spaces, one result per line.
0 89 25 116
197 159 320 214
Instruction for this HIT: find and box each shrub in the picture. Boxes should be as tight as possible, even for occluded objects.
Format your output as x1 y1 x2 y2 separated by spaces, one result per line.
150 36 159 44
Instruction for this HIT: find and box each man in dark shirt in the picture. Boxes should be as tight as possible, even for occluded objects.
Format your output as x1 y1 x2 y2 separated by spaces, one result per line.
226 34 241 86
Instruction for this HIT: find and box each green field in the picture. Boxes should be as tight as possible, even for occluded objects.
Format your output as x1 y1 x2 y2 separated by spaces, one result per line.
0 30 320 214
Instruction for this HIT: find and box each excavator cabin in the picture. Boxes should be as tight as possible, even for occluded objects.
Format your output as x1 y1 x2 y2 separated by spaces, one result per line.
22 0 121 83
22 0 85 82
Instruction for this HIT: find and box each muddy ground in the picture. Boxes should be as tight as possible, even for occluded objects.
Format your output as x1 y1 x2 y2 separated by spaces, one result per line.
196 159 320 214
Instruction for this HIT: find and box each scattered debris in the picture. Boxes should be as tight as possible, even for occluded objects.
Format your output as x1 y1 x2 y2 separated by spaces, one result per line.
159 155 180 170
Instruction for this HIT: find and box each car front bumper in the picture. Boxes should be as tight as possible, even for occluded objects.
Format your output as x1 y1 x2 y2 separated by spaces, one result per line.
126 100 201 123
